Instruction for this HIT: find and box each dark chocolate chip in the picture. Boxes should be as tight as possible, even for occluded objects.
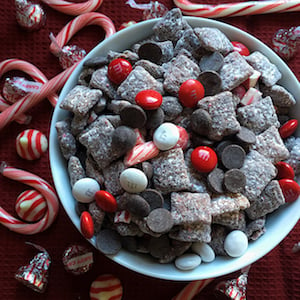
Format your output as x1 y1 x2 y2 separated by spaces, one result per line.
145 107 164 129
224 168 246 193
147 208 174 234
83 56 108 68
120 105 147 128
236 126 256 145
111 125 137 154
142 162 153 180
215 140 233 160
207 168 225 194
126 194 151 217
140 188 164 210
96 228 122 255
121 236 137 252
138 42 162 64
149 235 171 259
221 144 246 169
190 108 212 136
199 52 224 72
191 134 215 147
198 70 222 96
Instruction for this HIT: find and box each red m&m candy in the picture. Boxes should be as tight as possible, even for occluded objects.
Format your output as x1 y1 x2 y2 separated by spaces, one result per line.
191 146 217 173
231 41 250 56
279 119 298 139
279 178 300 203
275 161 295 180
135 89 163 110
95 190 118 213
80 211 94 239
107 58 132 85
178 79 205 108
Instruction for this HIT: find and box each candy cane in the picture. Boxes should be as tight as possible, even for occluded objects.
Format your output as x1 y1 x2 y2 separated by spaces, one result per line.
0 62 79 131
0 97 31 124
0 59 58 107
0 162 59 234
173 0 300 18
49 12 116 57
41 0 103 16
172 278 214 300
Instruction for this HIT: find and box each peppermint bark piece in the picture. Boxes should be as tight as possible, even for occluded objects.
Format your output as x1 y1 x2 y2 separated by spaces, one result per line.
163 54 201 95
151 148 190 194
117 66 164 102
246 51 282 86
237 96 280 134
240 150 277 202
68 156 85 187
60 85 102 117
197 91 240 141
219 51 254 90
213 211 246 231
246 180 285 219
170 192 211 225
251 125 290 163
102 160 125 196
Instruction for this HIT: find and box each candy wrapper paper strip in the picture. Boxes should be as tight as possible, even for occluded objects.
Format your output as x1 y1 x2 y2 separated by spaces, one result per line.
15 242 51 293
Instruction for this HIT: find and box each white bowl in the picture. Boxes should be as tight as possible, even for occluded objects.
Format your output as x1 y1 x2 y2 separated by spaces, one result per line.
49 17 300 281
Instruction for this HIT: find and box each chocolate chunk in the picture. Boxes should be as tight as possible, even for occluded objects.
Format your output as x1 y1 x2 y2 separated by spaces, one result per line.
142 162 153 180
145 107 164 129
221 144 246 169
111 126 137 154
83 55 108 68
96 228 122 255
149 235 172 259
190 108 212 136
126 194 151 217
207 168 224 194
236 126 256 145
147 208 174 234
138 42 162 64
141 189 164 210
198 70 222 96
191 134 215 147
120 105 147 128
224 168 246 193
199 52 224 72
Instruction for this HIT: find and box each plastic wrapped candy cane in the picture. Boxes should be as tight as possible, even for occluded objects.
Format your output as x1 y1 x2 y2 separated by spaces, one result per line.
0 59 58 107
0 62 79 131
172 278 214 300
41 0 103 16
126 0 169 20
49 12 116 69
0 162 59 234
272 26 300 60
173 0 300 18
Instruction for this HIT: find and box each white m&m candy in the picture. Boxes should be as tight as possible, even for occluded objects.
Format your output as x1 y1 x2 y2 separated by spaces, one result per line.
153 122 179 150
15 189 47 222
16 129 48 160
72 178 100 203
224 230 248 257
119 168 148 193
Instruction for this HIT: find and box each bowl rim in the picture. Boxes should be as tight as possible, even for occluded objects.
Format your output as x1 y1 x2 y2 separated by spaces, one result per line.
49 16 300 281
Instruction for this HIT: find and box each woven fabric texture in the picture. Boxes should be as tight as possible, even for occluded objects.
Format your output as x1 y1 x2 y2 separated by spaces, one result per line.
0 0 300 299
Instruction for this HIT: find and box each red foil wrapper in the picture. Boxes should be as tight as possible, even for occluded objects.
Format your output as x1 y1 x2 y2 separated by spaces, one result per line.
215 265 251 300
15 242 51 293
62 245 93 275
15 0 46 31
59 45 86 70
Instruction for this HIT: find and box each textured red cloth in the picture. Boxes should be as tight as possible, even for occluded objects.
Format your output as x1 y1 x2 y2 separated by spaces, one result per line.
0 1 300 299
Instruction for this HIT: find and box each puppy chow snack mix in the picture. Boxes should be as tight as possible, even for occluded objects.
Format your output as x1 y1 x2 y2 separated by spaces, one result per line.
56 8 300 270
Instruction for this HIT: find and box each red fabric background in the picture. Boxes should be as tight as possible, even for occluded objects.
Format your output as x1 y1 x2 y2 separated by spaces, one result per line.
1 1 300 299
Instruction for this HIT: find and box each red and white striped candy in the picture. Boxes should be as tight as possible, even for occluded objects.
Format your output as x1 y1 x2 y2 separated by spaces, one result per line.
114 210 131 224
240 87 262 106
124 141 160 167
16 129 48 160
90 274 123 300
15 190 47 222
